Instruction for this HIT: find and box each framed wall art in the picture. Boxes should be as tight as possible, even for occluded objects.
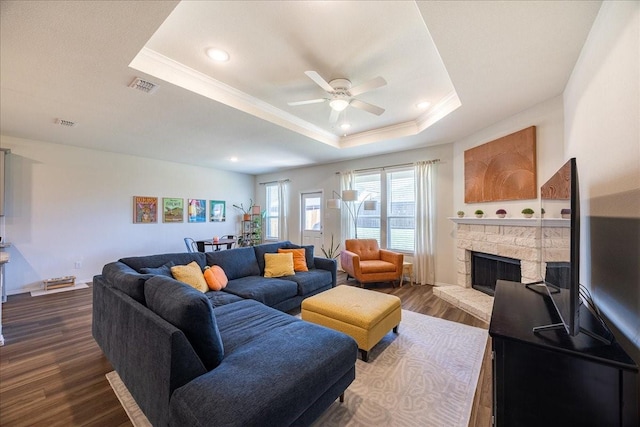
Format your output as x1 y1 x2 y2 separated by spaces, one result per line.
163 197 184 223
464 126 537 203
133 196 158 223
210 200 226 222
187 198 206 223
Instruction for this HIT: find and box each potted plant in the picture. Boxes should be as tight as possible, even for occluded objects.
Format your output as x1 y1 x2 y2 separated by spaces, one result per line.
541 208 546 218
321 234 341 259
521 208 534 218
561 208 571 219
457 210 465 218
496 209 507 218
474 209 484 218
233 199 254 221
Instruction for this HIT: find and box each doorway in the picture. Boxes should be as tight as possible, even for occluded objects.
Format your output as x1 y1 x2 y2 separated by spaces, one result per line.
301 191 323 251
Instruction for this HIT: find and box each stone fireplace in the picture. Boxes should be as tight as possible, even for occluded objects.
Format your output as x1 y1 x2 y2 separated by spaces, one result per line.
454 218 541 288
434 217 568 323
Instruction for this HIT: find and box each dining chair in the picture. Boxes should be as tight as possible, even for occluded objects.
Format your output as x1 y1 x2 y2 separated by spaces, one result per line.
222 234 237 250
184 237 198 253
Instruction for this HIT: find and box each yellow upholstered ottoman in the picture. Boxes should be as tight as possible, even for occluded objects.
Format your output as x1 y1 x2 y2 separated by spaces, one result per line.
301 285 401 362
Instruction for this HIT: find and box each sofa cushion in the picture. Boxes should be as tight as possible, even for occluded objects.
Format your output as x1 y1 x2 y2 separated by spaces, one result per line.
204 291 244 308
278 248 308 272
102 261 151 304
171 261 209 293
120 252 206 272
264 252 295 277
282 269 333 296
253 241 293 274
285 243 316 270
170 299 358 427
144 275 224 371
203 266 228 291
223 276 298 307
205 247 260 280
140 261 175 277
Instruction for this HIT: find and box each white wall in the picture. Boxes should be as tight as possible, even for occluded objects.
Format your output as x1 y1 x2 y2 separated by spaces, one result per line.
1 135 255 294
452 95 566 217
563 1 639 359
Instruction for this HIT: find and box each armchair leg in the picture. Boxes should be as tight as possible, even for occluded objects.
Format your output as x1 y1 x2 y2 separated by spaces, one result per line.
339 393 345 403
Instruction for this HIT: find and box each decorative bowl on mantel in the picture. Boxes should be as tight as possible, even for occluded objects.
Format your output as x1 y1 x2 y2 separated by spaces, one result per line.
457 210 465 218
474 209 484 218
561 208 571 219
496 209 507 218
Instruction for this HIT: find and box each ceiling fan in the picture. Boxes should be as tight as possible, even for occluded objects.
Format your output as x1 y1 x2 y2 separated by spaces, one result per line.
288 71 387 124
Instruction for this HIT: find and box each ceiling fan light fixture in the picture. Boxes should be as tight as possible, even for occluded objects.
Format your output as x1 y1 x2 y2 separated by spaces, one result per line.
417 101 431 109
329 99 349 112
340 123 351 130
206 47 230 62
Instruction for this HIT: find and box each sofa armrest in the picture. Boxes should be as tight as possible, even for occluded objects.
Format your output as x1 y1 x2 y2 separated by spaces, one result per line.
380 249 404 271
313 256 337 287
340 250 360 278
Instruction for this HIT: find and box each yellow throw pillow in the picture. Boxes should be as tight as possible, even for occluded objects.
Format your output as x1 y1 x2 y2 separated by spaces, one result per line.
278 248 308 272
204 265 228 291
171 261 208 293
264 252 295 278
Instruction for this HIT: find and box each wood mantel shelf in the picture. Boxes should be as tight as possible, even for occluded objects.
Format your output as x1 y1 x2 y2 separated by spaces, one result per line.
448 217 568 227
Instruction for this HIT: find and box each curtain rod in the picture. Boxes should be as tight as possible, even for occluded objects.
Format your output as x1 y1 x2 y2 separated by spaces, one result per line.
258 179 290 185
335 158 440 174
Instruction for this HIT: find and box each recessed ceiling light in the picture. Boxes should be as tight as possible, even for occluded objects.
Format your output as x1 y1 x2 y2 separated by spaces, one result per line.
417 101 431 109
229 156 238 162
206 48 230 62
340 123 351 130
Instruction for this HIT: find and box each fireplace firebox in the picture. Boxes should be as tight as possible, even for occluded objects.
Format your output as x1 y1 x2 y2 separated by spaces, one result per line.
472 252 521 296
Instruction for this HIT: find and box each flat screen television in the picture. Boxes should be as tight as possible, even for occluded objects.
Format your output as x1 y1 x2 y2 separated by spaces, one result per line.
537 158 580 336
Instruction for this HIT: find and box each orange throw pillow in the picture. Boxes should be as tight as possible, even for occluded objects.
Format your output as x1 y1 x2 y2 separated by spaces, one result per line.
204 265 228 291
278 248 308 272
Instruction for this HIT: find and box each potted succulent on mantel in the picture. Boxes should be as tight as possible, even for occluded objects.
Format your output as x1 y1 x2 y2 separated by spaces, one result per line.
561 208 571 219
457 210 465 218
521 208 535 218
496 209 507 218
474 209 484 218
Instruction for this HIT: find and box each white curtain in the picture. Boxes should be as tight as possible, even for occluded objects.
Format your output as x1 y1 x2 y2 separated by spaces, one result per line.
340 171 355 241
414 161 437 285
278 180 289 241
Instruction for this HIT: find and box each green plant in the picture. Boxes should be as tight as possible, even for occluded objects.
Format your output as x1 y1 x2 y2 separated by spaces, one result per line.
232 199 254 214
521 208 534 214
474 209 484 215
321 234 341 259
457 210 465 216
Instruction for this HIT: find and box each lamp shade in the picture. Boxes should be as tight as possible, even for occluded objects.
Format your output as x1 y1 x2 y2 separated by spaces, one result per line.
326 199 341 209
341 190 358 202
363 200 377 210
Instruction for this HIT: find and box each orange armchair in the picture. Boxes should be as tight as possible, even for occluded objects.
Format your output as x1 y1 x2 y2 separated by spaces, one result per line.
340 239 404 287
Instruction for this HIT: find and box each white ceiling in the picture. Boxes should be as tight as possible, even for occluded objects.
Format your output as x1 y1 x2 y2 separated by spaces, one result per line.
0 1 601 175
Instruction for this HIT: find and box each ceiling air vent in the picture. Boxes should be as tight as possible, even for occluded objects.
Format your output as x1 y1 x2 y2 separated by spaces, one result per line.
129 77 159 94
55 118 77 127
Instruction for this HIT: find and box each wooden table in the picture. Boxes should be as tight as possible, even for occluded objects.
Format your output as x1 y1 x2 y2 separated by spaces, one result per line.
196 238 236 252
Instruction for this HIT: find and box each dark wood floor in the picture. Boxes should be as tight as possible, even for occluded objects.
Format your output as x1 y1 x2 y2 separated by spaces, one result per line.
0 274 492 426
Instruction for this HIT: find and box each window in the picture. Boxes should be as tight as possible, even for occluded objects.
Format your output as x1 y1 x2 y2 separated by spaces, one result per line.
352 167 415 252
265 184 279 240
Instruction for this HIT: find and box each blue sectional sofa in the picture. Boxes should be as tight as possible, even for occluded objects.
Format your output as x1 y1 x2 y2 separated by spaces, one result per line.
92 241 357 426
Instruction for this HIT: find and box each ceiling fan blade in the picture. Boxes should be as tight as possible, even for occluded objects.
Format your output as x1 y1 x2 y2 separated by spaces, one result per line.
349 76 387 96
304 71 335 93
288 98 326 106
329 108 340 124
350 99 385 116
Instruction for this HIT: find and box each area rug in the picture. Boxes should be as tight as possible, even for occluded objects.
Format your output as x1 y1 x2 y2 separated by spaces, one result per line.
107 310 488 427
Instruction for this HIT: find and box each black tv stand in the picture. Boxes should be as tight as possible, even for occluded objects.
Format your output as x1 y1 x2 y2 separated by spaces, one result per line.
490 280 638 427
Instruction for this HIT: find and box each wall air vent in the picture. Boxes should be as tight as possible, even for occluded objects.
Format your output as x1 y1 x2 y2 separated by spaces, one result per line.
55 118 77 127
129 77 159 94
